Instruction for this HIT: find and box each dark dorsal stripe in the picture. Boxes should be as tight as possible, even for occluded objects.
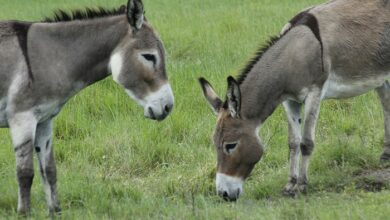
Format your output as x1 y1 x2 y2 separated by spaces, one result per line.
43 6 126 23
288 11 324 73
237 11 323 85
12 22 33 81
287 11 322 51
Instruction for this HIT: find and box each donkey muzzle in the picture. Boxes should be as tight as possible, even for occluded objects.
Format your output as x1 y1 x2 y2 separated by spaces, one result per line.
216 173 243 201
143 84 174 121
146 103 173 121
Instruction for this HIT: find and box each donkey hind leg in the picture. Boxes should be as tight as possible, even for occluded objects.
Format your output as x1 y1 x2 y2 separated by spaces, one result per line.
296 88 322 194
9 112 37 215
282 100 302 197
376 81 390 163
35 119 61 214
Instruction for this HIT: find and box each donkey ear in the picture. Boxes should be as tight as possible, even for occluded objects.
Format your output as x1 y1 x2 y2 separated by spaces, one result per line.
127 0 144 30
226 76 241 118
198 77 223 115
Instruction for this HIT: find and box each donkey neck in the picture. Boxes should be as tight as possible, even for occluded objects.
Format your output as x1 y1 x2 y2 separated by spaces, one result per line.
239 26 323 124
29 15 130 86
239 62 286 124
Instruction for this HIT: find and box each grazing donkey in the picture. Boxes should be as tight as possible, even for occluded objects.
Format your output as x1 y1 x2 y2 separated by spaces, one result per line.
0 0 174 214
199 0 390 201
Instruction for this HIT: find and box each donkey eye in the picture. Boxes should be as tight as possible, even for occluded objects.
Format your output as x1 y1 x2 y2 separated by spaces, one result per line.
142 54 157 65
224 143 237 154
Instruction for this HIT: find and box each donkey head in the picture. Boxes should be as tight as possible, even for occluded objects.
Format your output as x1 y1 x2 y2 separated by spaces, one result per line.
199 76 264 201
110 0 174 121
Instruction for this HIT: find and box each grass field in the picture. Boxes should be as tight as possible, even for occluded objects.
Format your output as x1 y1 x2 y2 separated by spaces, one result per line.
1 0 390 219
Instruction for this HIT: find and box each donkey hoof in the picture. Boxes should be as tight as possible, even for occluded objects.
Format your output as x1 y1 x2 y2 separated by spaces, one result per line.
380 153 390 164
49 206 62 216
283 189 298 198
17 208 31 217
282 186 298 198
297 184 308 194
55 207 62 214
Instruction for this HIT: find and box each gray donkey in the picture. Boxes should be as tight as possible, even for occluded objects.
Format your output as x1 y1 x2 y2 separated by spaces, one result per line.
199 0 390 201
0 0 174 214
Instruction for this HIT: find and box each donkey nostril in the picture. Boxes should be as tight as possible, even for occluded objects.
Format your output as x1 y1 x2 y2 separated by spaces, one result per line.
222 191 229 200
164 104 171 113
148 107 156 120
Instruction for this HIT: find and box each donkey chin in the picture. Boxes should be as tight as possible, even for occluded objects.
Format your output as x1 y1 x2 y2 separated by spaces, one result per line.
216 173 244 201
125 84 174 121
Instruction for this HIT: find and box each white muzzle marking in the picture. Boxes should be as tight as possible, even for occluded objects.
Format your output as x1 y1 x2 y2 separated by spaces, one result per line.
126 83 174 120
216 173 243 200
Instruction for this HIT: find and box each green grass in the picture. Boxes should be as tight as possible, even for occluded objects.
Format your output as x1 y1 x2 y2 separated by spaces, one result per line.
1 0 390 219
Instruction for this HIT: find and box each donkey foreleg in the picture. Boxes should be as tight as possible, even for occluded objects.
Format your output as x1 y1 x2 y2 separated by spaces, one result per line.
376 81 390 163
282 100 302 197
9 112 37 215
296 88 322 194
35 119 61 215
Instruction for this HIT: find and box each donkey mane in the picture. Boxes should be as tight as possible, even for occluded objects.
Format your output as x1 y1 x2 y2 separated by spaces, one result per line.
43 6 126 23
236 35 281 85
236 11 322 85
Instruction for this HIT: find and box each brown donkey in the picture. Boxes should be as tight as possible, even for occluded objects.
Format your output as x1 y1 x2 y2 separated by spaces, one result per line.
199 0 390 201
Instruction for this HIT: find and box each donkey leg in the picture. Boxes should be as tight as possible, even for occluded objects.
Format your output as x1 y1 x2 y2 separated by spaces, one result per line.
376 81 390 163
282 100 302 197
296 89 322 194
35 119 61 214
9 112 37 215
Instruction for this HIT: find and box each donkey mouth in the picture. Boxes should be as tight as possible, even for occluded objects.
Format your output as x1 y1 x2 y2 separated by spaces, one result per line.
222 193 238 202
219 189 240 202
146 107 169 121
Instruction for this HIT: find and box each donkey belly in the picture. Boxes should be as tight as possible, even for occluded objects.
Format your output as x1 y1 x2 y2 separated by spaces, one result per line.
321 73 389 100
0 97 63 128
